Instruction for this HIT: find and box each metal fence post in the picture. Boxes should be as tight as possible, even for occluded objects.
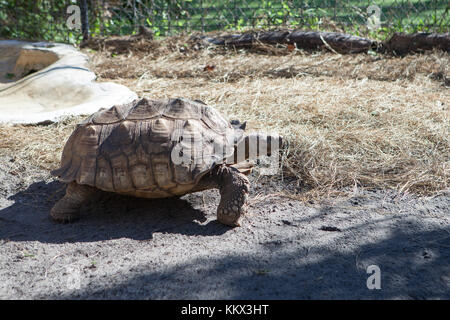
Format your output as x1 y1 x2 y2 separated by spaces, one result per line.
201 0 205 32
167 0 171 35
133 0 137 33
78 0 90 41
234 0 237 28
334 0 337 21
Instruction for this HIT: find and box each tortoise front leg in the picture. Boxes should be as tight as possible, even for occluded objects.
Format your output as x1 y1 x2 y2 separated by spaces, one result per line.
51 181 98 223
215 165 250 227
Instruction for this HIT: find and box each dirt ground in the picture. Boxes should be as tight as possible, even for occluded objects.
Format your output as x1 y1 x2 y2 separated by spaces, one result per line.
1 156 449 299
0 36 449 299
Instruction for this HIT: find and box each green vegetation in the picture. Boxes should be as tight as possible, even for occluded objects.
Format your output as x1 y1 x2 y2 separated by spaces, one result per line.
0 0 79 42
0 0 448 43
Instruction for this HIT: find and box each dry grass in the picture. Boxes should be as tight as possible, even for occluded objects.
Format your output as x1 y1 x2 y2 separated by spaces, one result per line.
1 35 449 199
0 117 82 169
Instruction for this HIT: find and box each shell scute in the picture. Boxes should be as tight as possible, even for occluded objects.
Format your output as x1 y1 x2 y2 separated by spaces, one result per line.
92 101 133 124
130 164 154 189
95 156 114 191
110 154 134 191
126 98 164 120
164 98 203 119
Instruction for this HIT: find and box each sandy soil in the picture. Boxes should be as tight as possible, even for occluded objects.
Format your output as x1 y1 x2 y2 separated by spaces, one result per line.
0 156 449 299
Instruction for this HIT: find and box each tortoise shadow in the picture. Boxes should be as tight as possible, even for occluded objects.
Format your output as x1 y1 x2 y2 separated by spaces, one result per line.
0 180 229 244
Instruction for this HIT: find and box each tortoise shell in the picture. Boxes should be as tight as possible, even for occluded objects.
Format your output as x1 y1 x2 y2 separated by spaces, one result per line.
51 98 244 198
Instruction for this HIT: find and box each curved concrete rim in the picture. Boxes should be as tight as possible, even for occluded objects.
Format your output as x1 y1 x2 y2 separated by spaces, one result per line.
0 40 138 124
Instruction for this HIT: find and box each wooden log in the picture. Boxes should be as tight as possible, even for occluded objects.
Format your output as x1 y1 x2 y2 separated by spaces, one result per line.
257 30 291 44
383 33 450 54
201 29 374 54
199 30 449 55
286 31 374 53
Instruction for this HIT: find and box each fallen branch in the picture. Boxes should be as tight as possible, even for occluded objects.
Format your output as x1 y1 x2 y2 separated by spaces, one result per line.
198 30 450 55
382 32 450 54
200 30 374 54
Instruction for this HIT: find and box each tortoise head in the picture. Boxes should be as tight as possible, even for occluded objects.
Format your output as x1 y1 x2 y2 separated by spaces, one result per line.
227 131 283 165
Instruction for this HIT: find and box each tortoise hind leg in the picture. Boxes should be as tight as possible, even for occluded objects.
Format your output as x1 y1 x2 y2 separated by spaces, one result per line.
51 181 99 223
215 165 250 227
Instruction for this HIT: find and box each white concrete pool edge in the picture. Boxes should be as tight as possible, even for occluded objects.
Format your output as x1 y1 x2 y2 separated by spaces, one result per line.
0 40 137 124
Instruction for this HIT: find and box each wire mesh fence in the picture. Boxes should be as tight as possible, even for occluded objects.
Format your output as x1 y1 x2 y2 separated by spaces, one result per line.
0 0 448 42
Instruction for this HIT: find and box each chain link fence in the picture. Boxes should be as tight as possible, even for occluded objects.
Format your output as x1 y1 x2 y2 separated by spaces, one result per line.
0 0 448 42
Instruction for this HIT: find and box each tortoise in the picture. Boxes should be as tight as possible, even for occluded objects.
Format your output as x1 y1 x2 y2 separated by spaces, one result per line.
51 97 281 226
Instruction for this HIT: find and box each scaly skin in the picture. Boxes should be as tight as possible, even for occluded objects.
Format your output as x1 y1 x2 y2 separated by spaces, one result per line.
50 181 98 223
214 165 250 227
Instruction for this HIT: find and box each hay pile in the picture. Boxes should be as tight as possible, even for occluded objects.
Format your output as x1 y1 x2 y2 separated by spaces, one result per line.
1 35 448 199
